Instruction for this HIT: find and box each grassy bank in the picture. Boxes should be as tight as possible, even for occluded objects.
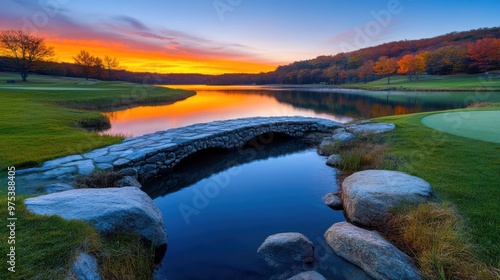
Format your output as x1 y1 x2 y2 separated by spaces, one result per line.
341 73 500 91
0 72 194 170
0 73 194 279
0 196 156 279
376 107 500 267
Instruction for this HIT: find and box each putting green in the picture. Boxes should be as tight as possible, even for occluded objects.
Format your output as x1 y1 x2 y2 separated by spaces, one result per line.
421 111 500 144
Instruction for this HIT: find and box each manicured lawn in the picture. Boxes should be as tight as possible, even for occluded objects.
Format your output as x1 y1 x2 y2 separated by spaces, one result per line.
342 73 500 91
0 72 194 171
377 107 500 266
0 73 193 279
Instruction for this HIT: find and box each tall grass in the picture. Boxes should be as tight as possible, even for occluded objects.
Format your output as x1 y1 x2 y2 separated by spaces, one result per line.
75 170 123 188
325 132 389 176
382 203 499 280
96 234 156 280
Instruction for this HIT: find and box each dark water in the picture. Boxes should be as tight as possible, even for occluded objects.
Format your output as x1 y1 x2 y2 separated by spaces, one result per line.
143 138 369 280
131 86 500 279
103 85 500 137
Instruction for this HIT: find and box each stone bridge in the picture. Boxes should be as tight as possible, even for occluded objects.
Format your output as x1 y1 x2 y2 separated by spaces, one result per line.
18 116 341 191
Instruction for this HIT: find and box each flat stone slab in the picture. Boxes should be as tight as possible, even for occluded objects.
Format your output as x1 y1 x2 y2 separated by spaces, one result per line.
325 222 422 280
346 122 395 134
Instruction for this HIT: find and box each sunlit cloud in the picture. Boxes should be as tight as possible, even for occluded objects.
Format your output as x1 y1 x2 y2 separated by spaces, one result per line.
0 3 278 74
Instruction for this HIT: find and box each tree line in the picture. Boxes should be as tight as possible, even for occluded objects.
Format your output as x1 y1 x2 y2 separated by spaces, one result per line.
0 30 123 82
1 27 499 84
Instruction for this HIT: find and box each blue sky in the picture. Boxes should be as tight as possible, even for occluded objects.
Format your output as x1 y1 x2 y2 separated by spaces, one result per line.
2 0 499 73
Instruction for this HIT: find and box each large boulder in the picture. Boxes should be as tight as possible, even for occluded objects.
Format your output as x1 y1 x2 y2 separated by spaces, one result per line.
24 187 167 251
71 252 102 280
288 271 327 280
325 222 422 280
257 232 315 267
342 170 433 227
346 122 395 135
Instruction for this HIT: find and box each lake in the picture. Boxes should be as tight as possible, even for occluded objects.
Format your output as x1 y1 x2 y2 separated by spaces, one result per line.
104 86 499 279
102 85 499 137
143 138 369 280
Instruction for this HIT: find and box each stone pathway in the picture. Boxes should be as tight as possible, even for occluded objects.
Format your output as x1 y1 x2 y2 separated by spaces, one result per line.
17 116 341 194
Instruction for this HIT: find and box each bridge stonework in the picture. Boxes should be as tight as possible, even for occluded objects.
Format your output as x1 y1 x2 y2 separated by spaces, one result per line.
17 117 341 188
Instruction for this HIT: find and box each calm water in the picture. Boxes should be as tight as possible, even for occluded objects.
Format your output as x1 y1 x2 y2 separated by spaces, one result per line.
102 85 500 137
143 138 369 280
109 86 499 279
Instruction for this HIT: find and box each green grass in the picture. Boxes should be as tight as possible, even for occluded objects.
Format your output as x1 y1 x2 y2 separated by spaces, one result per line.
376 107 500 266
0 72 193 278
0 72 194 171
0 196 156 280
342 73 500 91
0 195 102 279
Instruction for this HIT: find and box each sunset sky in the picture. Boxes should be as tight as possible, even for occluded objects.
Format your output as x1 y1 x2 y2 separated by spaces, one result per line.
2 0 499 74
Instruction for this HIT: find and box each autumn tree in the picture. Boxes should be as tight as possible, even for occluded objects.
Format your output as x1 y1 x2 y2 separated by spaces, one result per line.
73 50 102 80
373 56 398 84
397 54 426 80
357 60 375 83
423 46 468 75
0 30 54 81
468 38 500 72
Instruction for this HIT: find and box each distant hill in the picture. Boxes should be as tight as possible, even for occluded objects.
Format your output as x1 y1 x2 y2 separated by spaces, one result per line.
1 27 498 85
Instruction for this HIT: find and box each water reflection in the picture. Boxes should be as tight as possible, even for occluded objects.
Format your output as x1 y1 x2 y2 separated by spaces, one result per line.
147 137 369 279
143 135 312 199
103 85 500 137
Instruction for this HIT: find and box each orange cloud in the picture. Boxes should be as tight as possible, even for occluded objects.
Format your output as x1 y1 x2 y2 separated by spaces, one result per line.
48 38 277 74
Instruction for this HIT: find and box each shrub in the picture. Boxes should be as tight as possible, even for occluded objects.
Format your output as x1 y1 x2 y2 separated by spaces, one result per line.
75 170 122 188
381 203 500 280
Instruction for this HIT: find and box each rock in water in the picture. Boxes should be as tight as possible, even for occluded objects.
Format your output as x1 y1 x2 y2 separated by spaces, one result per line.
318 139 335 156
322 193 343 210
116 175 142 188
288 271 327 280
71 252 101 280
342 170 433 228
257 232 315 267
325 222 422 280
326 154 342 167
24 187 167 252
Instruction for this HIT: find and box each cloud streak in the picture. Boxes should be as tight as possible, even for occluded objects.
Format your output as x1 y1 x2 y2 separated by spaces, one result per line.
0 3 277 73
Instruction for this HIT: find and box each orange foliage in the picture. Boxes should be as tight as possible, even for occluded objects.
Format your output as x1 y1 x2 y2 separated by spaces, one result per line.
468 38 500 72
373 56 398 84
397 54 426 80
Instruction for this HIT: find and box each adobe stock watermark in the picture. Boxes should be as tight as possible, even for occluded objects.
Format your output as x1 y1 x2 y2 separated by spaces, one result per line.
21 0 72 34
338 0 403 52
213 0 243 21
178 132 276 224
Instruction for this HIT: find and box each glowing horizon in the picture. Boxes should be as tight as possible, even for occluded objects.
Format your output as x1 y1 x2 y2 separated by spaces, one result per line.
47 37 278 74
2 1 499 75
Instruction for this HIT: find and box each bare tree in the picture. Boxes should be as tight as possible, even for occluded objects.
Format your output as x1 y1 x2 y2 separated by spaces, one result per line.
103 55 125 79
0 30 54 81
73 50 101 80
